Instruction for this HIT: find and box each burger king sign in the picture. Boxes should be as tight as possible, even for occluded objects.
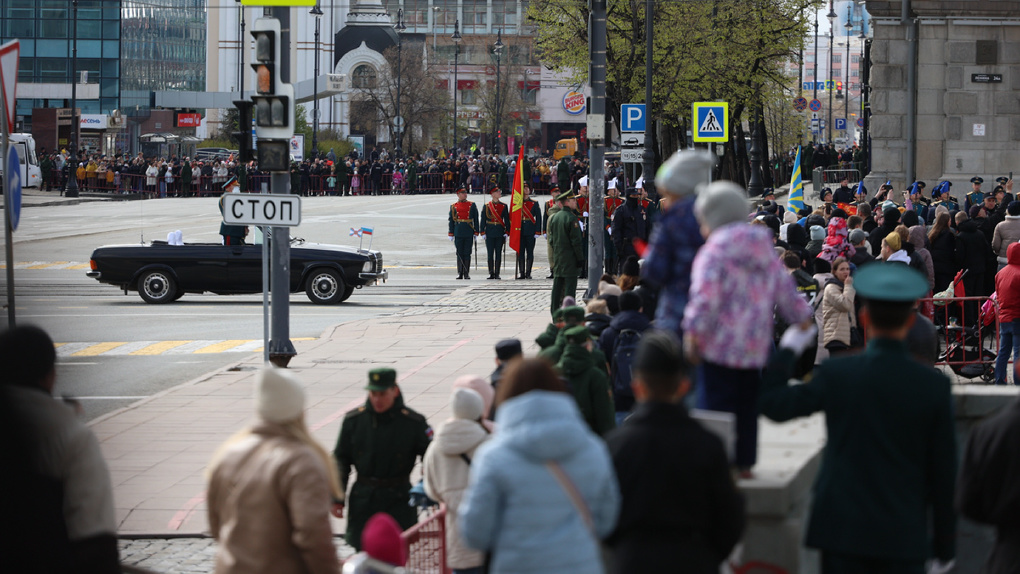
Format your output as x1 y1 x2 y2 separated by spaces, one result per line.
562 91 585 115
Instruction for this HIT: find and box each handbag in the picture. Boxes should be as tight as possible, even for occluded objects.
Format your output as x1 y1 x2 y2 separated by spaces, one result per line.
847 311 864 347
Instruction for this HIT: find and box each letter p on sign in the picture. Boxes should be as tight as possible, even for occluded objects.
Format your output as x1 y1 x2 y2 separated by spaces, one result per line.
621 104 646 133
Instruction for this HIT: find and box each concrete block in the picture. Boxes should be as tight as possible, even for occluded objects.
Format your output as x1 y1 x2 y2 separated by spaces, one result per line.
945 92 979 115
948 41 977 63
954 386 1019 420
889 40 911 66
947 116 963 140
918 89 944 116
944 149 985 174
871 90 889 114
984 149 1020 175
872 115 903 139
1006 26 1020 43
1004 42 1020 64
917 112 946 140
889 90 908 114
918 64 946 90
1011 118 1020 141
920 23 948 41
918 40 943 65
871 145 904 172
995 92 1020 115
871 38 890 64
871 65 905 89
963 117 997 142
947 67 964 89
949 24 1000 42
916 139 945 179
1012 71 1020 91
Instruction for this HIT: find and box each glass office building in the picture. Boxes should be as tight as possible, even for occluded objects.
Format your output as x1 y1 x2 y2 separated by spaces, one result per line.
121 0 207 110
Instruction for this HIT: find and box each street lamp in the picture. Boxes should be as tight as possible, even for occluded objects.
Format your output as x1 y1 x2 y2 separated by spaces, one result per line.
826 2 836 145
492 29 504 155
394 8 406 156
844 6 852 142
65 0 80 198
310 3 323 159
451 20 461 157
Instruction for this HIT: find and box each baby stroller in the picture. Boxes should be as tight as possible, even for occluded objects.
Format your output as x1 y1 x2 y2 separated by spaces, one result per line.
933 269 997 382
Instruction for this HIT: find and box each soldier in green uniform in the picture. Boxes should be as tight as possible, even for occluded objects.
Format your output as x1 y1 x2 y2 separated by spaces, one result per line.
965 176 984 213
547 190 585 314
555 325 616 435
497 160 509 191
557 156 571 192
536 307 567 349
543 186 562 279
406 161 417 195
331 368 432 551
236 160 247 192
483 186 510 279
40 154 53 192
516 183 543 279
449 187 479 280
218 177 248 245
538 306 609 374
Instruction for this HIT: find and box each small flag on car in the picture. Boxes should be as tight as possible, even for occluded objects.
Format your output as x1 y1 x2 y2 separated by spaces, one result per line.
349 227 362 237
361 227 374 236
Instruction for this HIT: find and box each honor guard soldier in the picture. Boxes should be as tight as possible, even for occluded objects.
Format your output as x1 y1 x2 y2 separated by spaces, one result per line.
483 186 511 279
449 186 480 280
332 368 432 551
604 185 624 276
544 186 563 278
638 186 660 230
965 176 985 213
218 177 248 245
516 183 542 279
547 190 586 314
932 181 959 213
576 176 591 279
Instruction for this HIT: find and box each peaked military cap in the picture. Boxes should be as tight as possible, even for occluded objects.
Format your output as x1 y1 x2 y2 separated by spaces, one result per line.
971 176 984 184
556 190 577 202
562 305 586 322
854 262 928 303
564 325 591 344
996 176 1010 185
365 368 398 391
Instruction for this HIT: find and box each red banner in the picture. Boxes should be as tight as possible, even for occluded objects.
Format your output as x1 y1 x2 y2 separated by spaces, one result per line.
508 142 526 253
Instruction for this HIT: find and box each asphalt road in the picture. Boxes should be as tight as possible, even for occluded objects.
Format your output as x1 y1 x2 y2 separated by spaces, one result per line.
2 193 549 420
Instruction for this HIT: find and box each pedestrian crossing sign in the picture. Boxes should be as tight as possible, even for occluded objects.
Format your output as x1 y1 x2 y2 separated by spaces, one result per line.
693 102 728 142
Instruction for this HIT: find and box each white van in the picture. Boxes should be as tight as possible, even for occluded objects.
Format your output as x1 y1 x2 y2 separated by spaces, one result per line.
1 133 42 188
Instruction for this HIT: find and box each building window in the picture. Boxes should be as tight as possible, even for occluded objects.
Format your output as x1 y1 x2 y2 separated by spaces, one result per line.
352 65 377 89
833 55 842 64
851 69 859 78
851 55 860 64
461 89 476 105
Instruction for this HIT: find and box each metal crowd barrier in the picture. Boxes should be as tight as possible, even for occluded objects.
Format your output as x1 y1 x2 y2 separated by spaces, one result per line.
400 505 449 574
822 168 862 185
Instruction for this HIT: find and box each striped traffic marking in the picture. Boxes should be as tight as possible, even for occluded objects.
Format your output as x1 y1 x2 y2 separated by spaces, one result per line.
54 338 315 357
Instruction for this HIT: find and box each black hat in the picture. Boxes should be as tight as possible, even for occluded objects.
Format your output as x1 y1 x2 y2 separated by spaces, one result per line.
971 176 984 185
797 207 813 218
456 186 467 194
625 187 642 197
598 293 620 315
914 181 927 189
495 338 522 361
622 256 640 277
996 176 1010 185
819 187 832 199
549 185 560 195
761 187 775 198
619 290 642 312
633 330 687 376
489 186 502 194
854 262 928 302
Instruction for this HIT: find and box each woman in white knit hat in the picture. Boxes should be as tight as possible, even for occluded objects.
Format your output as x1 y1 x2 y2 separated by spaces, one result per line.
206 366 342 574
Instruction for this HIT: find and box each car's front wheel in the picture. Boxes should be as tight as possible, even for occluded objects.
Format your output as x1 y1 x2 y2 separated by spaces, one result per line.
305 268 345 305
137 270 177 304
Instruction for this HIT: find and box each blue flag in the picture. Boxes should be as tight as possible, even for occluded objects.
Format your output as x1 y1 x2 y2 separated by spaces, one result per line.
788 146 805 213
856 179 865 196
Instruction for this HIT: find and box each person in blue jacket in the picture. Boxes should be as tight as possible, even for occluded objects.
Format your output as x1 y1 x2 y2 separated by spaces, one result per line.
458 358 620 574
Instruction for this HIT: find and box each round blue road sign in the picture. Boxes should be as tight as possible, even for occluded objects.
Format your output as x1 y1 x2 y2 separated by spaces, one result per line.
857 117 865 128
809 99 822 112
7 144 21 231
793 97 808 112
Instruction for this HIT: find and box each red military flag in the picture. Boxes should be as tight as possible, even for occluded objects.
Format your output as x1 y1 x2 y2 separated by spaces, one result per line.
508 142 526 253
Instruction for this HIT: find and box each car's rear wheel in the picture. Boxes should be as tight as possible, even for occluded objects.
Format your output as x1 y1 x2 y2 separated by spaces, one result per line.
305 268 345 305
137 270 177 304
340 285 356 302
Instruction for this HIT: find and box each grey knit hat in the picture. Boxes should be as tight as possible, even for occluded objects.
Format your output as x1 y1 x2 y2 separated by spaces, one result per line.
655 150 716 198
693 181 750 232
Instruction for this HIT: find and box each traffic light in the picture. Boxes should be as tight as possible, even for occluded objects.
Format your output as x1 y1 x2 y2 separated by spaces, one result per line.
250 17 294 171
835 81 844 100
231 100 254 164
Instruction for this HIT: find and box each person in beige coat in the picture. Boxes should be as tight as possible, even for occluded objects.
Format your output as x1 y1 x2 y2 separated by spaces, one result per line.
423 387 492 573
207 367 342 574
821 257 857 355
992 201 1020 270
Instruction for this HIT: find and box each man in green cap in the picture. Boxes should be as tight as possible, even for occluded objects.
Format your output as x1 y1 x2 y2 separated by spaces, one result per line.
332 368 432 550
556 325 616 435
543 186 562 279
539 306 609 373
547 190 585 314
536 307 567 349
760 263 956 573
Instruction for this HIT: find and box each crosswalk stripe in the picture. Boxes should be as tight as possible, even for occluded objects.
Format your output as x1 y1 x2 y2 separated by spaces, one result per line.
100 341 164 355
130 341 191 355
72 342 129 356
193 340 250 354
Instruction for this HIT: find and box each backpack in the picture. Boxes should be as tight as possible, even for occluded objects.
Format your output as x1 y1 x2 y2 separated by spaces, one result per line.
610 329 642 399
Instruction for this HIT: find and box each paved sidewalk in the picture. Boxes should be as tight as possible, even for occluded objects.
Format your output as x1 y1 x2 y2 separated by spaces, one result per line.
95 285 825 570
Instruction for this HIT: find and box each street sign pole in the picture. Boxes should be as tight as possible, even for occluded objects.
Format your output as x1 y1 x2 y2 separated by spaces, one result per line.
3 77 13 327
1 39 19 327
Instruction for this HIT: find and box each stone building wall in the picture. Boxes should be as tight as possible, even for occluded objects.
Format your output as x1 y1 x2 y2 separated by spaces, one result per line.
863 1 1020 192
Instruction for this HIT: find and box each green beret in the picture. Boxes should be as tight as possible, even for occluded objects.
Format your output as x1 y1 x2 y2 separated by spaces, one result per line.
365 367 397 391
556 190 576 202
854 262 928 302
564 325 590 344
562 306 586 323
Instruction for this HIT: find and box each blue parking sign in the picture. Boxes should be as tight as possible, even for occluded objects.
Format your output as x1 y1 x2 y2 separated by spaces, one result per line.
835 118 847 131
621 104 646 132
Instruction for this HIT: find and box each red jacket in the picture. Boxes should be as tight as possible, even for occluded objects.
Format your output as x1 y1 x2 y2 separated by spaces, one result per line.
995 242 1020 323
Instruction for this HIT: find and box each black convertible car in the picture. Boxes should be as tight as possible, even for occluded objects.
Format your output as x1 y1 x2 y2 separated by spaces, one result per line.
87 238 387 304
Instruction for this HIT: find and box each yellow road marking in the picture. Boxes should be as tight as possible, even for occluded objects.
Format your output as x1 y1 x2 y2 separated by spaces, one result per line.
26 261 70 269
130 341 191 356
68 263 91 270
73 342 128 356
193 340 250 354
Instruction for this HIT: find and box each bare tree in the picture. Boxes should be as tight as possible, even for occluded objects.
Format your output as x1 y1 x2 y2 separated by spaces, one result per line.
351 41 450 156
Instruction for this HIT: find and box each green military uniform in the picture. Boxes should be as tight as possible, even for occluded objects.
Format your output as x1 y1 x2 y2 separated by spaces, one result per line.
759 264 956 570
498 162 509 190
516 194 542 279
448 190 480 279
334 368 432 551
40 156 53 191
289 162 301 195
547 191 585 314
236 162 247 192
543 189 562 279
406 162 417 194
218 190 247 245
555 326 616 435
965 176 984 214
181 162 193 195
483 188 510 279
557 158 570 192
537 307 608 375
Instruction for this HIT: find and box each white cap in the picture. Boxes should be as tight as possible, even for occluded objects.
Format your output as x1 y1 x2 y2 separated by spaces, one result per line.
578 175 589 188
255 366 305 423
